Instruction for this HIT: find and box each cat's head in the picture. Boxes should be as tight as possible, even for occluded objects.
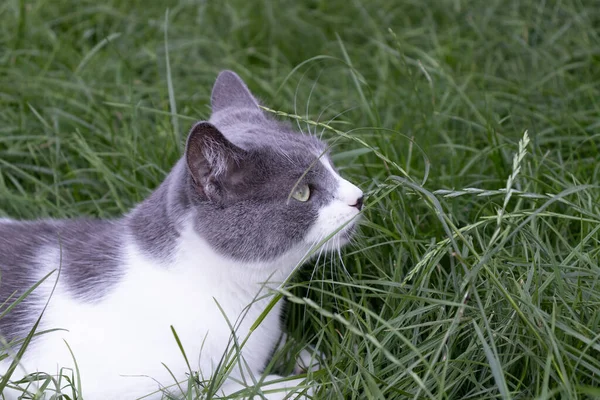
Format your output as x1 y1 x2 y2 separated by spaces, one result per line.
183 71 363 263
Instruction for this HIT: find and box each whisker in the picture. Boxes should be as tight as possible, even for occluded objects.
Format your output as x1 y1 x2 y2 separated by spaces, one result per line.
315 101 343 131
306 234 327 294
319 105 361 140
320 243 328 318
305 68 324 136
293 71 305 136
303 233 328 324
330 245 340 313
338 237 351 279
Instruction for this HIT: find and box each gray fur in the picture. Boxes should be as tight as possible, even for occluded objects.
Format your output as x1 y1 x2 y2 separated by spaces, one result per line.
0 220 123 342
210 70 260 113
0 70 342 345
129 71 339 262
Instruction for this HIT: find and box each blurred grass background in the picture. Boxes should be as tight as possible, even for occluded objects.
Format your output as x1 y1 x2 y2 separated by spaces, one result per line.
1 0 599 398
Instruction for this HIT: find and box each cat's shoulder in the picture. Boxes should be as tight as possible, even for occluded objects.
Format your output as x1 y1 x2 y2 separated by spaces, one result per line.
0 217 120 240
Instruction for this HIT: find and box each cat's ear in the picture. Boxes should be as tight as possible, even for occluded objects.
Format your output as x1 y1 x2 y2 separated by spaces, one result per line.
185 122 246 202
211 70 260 113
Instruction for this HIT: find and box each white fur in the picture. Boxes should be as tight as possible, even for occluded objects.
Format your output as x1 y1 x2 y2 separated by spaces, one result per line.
1 168 362 399
320 158 363 205
304 159 363 245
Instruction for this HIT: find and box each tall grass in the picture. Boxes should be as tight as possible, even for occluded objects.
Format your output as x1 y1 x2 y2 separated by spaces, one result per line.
1 0 599 398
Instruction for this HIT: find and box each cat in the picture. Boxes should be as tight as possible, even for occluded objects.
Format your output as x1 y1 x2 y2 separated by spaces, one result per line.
0 71 364 399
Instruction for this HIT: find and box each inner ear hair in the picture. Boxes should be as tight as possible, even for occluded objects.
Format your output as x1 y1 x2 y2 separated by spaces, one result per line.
185 122 246 201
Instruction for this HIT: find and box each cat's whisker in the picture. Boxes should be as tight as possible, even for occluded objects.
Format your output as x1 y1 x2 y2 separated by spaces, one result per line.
337 237 351 279
305 68 324 136
301 237 326 291
329 244 342 313
308 239 326 283
319 106 360 140
318 248 328 321
282 237 325 293
293 81 305 136
315 101 342 136
293 68 314 136
322 234 338 310
303 233 329 325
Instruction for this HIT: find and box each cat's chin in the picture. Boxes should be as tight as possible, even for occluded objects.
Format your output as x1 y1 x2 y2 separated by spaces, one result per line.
342 223 358 242
338 223 358 246
313 219 359 251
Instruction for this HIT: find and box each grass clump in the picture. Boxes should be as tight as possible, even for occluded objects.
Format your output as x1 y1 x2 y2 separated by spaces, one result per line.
1 0 600 398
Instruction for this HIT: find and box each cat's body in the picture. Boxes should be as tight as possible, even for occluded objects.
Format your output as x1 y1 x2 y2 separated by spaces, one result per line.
0 71 363 399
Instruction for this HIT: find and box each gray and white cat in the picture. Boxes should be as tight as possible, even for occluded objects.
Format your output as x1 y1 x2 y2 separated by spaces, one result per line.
0 71 363 399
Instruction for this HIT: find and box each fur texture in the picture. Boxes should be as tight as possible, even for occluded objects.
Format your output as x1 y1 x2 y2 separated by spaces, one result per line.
0 71 363 399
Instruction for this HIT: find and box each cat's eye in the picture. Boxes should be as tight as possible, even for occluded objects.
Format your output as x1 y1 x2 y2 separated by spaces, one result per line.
291 184 311 202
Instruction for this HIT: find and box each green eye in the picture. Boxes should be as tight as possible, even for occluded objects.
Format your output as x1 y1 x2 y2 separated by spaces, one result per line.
292 184 311 202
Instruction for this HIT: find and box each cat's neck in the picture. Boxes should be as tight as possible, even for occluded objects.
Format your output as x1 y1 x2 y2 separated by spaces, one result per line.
169 220 306 288
125 159 309 286
125 159 193 264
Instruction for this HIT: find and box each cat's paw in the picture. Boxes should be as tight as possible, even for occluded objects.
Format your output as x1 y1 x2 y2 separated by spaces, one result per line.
218 375 314 399
294 347 323 375
259 375 314 399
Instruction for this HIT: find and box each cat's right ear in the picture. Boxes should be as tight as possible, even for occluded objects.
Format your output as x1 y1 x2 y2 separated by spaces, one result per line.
185 122 246 203
211 70 260 113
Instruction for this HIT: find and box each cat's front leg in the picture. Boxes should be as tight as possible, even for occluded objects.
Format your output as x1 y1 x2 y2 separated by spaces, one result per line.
218 375 313 399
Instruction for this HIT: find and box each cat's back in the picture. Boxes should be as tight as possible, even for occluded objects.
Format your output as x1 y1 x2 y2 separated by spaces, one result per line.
0 219 62 271
0 217 123 278
0 218 125 341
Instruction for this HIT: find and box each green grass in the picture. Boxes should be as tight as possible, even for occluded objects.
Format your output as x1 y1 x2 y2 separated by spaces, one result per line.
1 0 600 398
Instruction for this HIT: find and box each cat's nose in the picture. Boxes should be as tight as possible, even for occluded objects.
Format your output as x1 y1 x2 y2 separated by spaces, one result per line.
350 195 364 211
338 178 363 210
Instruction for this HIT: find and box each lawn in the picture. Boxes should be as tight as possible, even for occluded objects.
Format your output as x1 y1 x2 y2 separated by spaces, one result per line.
1 0 599 398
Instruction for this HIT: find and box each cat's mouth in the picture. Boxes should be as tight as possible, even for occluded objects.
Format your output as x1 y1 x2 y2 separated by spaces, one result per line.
303 204 362 251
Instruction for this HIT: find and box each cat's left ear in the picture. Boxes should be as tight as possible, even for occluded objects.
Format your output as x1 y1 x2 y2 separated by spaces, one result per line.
185 121 247 203
211 70 260 113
